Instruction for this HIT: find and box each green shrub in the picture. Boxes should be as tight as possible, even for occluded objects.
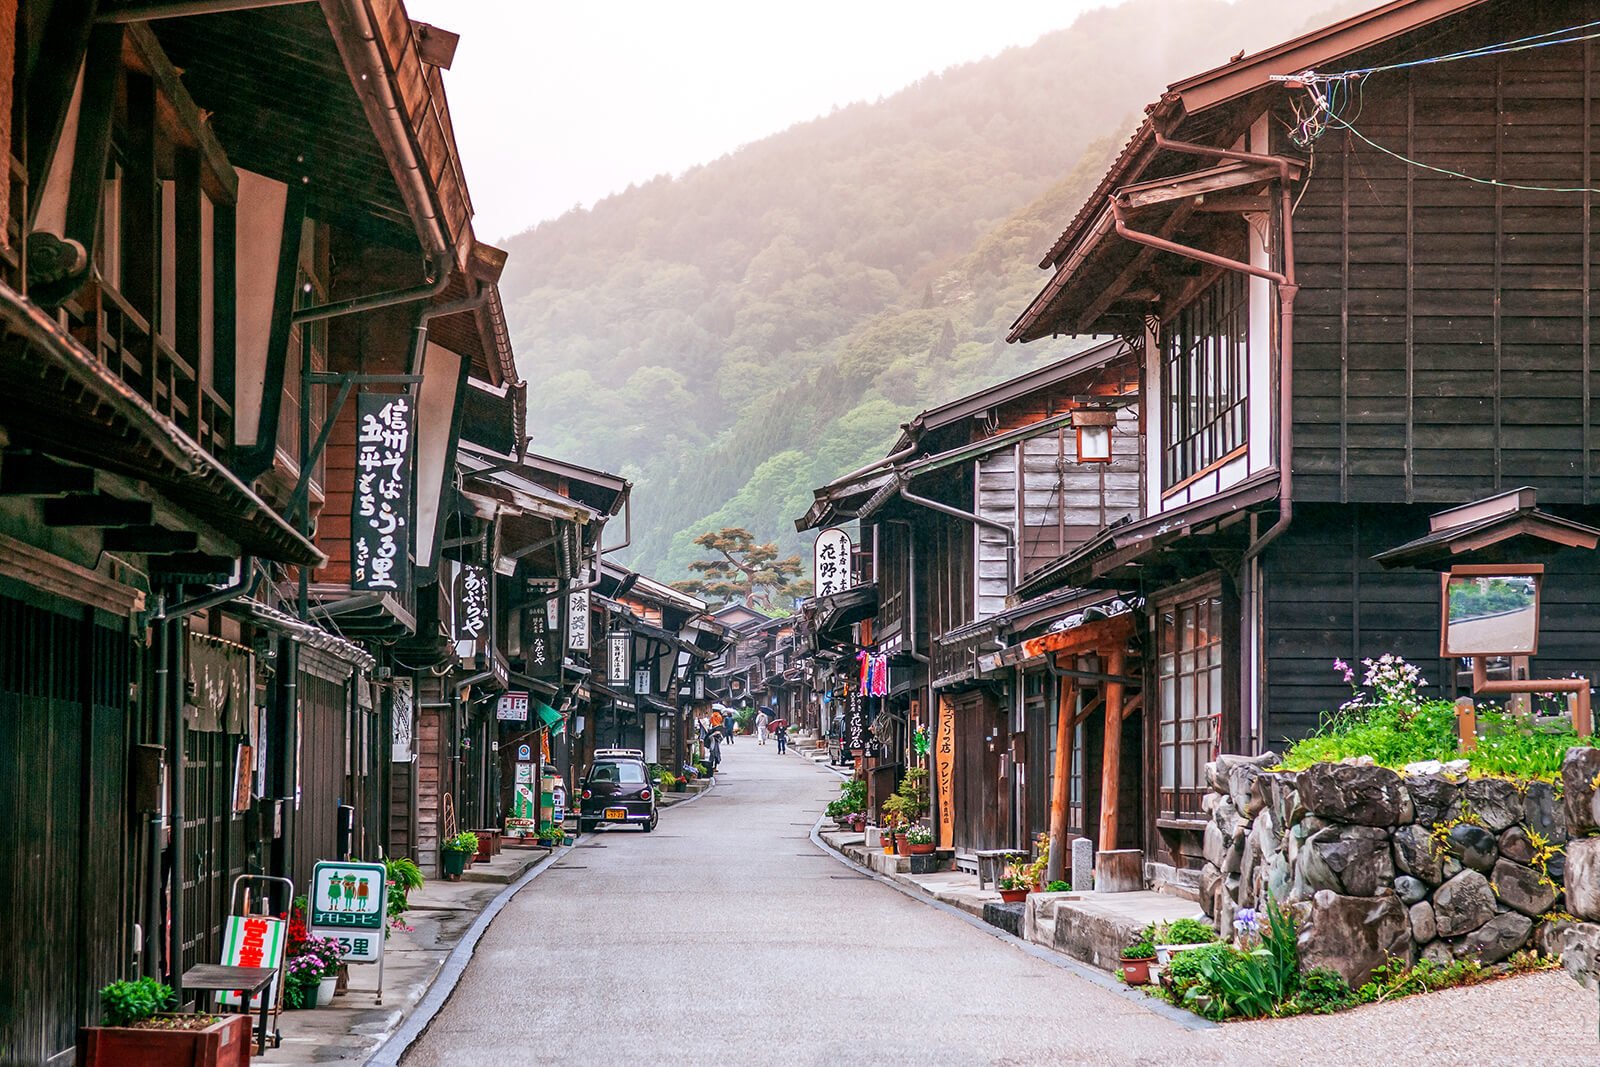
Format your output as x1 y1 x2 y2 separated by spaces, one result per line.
1160 918 1219 945
100 978 174 1027
1282 967 1354 1015
1045 879 1070 892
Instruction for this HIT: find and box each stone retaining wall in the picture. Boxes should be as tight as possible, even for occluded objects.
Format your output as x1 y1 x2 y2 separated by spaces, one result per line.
1199 747 1600 989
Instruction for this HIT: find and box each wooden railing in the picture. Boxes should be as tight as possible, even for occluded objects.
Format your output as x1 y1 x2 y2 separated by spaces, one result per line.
68 280 234 459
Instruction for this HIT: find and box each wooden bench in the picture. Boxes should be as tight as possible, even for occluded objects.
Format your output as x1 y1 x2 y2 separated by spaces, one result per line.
974 849 1028 890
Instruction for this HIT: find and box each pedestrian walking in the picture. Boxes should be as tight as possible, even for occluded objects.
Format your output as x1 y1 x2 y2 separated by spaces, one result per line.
723 715 735 744
756 708 770 745
706 728 722 772
775 723 788 754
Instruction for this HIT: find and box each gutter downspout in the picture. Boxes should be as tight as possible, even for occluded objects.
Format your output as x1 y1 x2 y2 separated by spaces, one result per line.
821 437 922 493
1116 132 1301 751
898 483 1016 594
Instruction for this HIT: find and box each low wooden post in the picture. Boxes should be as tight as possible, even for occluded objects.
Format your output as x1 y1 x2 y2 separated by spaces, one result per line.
1046 673 1076 885
1454 697 1477 752
1575 684 1593 738
1098 647 1126 853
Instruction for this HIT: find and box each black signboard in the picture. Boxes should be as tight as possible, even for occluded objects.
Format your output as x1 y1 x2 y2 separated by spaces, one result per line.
453 564 489 643
525 603 557 678
351 392 413 592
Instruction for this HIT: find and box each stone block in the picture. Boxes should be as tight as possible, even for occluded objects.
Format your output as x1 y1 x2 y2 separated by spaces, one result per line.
1491 858 1557 918
1447 823 1499 873
1392 824 1445 884
1452 911 1533 965
1433 870 1496 937
1405 774 1458 828
1552 921 1600 990
1462 778 1523 833
1497 826 1535 865
1298 762 1413 826
1394 875 1427 905
1409 900 1436 943
1298 824 1393 896
1522 781 1567 845
1561 747 1600 835
1566 837 1600 921
1297 890 1412 988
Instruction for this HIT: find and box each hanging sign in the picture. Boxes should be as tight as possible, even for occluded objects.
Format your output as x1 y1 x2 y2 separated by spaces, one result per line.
936 696 956 850
308 860 388 964
390 678 414 762
634 667 651 696
516 742 532 761
813 527 854 598
607 631 631 684
567 590 591 651
497 691 530 721
846 689 866 756
515 762 534 785
351 393 413 592
525 602 557 678
693 675 705 700
453 564 489 643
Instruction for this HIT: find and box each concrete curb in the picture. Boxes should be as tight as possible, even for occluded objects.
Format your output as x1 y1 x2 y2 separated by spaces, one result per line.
363 778 719 1065
805 814 1218 1033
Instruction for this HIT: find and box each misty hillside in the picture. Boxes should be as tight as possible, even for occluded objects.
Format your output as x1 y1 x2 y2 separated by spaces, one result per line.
501 0 1365 582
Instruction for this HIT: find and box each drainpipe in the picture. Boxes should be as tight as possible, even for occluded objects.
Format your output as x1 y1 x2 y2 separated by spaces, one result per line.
820 436 922 493
898 483 1016 591
1115 132 1302 751
146 598 168 978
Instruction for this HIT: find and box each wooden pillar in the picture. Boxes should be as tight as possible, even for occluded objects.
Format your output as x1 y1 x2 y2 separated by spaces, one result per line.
1046 672 1075 884
1098 646 1126 852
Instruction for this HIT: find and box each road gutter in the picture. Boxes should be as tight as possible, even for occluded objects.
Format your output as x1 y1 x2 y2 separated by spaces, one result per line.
806 815 1218 1032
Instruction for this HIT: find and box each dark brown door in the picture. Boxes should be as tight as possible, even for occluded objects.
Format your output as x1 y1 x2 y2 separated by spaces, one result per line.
952 689 1004 859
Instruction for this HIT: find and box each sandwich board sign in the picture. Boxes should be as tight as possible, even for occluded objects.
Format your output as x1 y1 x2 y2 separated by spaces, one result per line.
309 859 389 996
216 914 286 1011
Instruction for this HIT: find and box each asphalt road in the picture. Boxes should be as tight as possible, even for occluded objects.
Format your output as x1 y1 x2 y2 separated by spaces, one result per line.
401 743 1600 1067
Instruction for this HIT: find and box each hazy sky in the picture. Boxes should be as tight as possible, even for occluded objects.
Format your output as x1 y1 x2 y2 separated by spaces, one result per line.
406 1 1112 243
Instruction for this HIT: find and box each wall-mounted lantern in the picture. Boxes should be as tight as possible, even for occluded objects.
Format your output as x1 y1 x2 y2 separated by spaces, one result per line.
1072 409 1116 463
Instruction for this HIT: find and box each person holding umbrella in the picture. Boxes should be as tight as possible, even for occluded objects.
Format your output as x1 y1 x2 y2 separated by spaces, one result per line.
774 721 789 754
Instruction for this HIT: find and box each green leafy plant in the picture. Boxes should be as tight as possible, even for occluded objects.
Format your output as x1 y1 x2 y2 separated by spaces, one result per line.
1158 918 1219 945
100 978 176 1027
904 824 934 846
442 831 480 855
385 856 424 934
1122 933 1156 960
1045 879 1070 892
1181 899 1298 1020
1281 968 1354 1015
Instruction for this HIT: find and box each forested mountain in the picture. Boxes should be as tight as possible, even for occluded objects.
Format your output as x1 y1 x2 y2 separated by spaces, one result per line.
501 0 1364 580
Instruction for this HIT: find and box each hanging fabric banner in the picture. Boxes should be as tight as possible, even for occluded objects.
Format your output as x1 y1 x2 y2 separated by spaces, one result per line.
453 563 489 643
352 392 414 592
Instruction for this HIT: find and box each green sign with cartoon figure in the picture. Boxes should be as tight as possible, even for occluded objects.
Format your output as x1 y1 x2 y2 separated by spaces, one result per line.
309 860 388 964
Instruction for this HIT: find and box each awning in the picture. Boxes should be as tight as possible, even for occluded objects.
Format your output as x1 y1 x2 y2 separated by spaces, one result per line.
1373 487 1600 570
978 610 1136 674
801 585 878 640
0 285 323 566
534 700 563 731
231 596 377 672
1017 471 1279 597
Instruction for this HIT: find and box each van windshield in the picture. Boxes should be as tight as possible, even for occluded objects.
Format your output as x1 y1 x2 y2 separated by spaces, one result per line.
593 761 645 785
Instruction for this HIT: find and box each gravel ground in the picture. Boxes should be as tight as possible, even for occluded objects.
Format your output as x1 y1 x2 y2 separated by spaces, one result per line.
402 746 1599 1066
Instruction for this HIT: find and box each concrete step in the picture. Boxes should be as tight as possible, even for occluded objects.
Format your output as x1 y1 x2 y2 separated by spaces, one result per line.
1028 891 1206 971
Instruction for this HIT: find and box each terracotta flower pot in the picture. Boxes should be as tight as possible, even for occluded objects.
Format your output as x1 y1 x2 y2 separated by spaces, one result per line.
998 888 1029 903
1121 957 1155 985
907 842 935 855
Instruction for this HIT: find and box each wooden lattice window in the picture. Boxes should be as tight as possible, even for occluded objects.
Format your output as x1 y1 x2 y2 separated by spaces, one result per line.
1157 581 1223 819
1162 271 1248 488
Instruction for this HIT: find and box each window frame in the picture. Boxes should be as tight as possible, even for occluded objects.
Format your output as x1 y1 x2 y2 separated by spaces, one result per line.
1161 271 1249 491
1155 577 1225 821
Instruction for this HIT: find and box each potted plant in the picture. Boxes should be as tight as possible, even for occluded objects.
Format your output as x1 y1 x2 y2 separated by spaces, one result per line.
284 932 343 1007
1119 931 1158 986
1152 918 1219 964
385 856 424 937
81 978 252 1067
904 824 935 855
442 830 479 880
997 869 1030 903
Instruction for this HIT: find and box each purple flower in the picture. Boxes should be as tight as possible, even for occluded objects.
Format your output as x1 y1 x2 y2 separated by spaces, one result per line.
1233 908 1261 935
1333 658 1355 684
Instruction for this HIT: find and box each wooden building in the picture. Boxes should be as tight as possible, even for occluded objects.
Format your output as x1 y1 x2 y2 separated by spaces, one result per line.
0 2 534 1059
799 340 1146 875
1009 0 1600 877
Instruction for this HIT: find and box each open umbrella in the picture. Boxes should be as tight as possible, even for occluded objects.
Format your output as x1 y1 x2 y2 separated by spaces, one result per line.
767 718 788 731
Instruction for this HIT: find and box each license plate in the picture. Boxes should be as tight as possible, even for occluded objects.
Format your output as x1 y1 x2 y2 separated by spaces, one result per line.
604 808 627 820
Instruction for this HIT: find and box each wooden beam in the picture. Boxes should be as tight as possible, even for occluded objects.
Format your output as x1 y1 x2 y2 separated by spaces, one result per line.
98 0 313 21
64 25 123 253
0 453 97 496
102 526 200 553
123 24 238 201
1118 161 1287 211
148 553 236 578
1121 691 1144 722
1098 646 1127 852
980 612 1135 673
43 496 154 527
1046 676 1076 884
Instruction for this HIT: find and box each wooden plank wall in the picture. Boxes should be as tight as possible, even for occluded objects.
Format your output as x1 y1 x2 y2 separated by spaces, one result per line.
1291 1 1600 505
1262 502 1600 742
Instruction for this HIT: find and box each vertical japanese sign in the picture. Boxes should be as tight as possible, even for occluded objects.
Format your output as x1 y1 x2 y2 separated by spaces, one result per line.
936 696 956 849
846 689 866 756
813 527 853 598
525 603 557 678
453 564 489 643
308 860 388 964
567 590 591 651
217 915 286 1010
352 393 413 592
634 668 651 696
391 677 413 762
607 631 631 684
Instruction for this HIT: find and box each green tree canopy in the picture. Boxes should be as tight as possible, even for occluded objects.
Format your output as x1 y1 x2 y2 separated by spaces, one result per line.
674 527 813 612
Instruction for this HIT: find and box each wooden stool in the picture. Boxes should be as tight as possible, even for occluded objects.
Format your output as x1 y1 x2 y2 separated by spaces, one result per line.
975 849 1028 890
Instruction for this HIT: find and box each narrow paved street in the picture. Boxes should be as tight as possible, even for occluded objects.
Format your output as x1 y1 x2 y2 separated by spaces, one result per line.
400 747 1598 1067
